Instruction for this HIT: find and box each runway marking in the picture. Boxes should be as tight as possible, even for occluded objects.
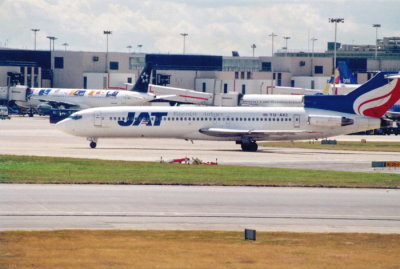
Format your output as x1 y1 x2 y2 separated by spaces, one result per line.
2 214 400 222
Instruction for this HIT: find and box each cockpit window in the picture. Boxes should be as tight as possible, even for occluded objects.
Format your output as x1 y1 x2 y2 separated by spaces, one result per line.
69 114 83 120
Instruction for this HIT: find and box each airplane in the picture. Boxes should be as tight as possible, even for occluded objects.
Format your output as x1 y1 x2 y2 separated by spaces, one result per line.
323 61 360 95
16 63 164 110
56 72 400 151
146 61 359 108
386 104 400 120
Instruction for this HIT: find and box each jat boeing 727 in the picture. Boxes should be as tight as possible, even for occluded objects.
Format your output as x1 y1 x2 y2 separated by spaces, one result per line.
57 73 400 151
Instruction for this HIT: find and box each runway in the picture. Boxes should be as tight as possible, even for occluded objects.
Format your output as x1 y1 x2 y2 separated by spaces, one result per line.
1 184 399 233
1 116 400 173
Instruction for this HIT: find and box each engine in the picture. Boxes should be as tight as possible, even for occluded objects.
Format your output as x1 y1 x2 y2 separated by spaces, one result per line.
308 115 354 127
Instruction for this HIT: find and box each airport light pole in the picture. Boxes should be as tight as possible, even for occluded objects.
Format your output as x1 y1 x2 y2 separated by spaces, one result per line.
283 36 290 56
46 36 56 51
127 45 132 53
251 44 256 57
373 24 381 59
329 18 344 72
103 30 112 73
269 33 277 56
62 43 69 52
311 37 317 76
31 29 40 50
137 44 143 53
180 33 188 54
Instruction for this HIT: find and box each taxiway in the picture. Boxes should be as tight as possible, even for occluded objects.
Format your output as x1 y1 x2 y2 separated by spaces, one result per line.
0 116 399 173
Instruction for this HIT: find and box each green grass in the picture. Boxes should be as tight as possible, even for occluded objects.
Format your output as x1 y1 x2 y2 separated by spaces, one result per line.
260 141 400 152
0 155 399 188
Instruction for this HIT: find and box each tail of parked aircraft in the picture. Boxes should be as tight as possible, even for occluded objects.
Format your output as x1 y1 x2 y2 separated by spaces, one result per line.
337 61 357 84
130 63 153 93
328 61 357 85
305 72 400 118
324 61 358 94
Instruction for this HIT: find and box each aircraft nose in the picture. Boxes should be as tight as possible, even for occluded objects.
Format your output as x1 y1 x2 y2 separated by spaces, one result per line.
56 118 75 135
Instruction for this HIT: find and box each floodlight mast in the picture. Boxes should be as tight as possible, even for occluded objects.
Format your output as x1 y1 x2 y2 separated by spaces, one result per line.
31 29 40 50
180 33 188 54
373 24 381 59
329 18 344 72
269 33 278 56
103 30 112 73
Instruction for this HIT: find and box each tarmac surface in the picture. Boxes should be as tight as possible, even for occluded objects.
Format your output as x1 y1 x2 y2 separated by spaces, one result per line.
1 116 400 173
1 184 399 233
1 116 400 233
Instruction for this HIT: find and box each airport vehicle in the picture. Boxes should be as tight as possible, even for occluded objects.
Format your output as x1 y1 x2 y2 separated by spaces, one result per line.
0 105 10 120
57 73 399 151
49 109 79 124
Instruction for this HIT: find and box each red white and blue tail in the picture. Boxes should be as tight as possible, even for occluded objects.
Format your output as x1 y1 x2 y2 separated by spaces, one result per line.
305 72 400 118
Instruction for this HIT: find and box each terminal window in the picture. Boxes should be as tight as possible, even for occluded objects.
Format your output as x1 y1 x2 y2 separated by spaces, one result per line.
262 62 271 72
314 65 323 74
54 57 64 69
110 61 119 70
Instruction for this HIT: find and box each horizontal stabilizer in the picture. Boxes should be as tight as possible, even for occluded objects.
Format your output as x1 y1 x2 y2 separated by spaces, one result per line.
148 84 213 105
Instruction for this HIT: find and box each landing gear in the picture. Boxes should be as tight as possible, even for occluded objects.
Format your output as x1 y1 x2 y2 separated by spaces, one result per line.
240 141 258 152
87 137 98 149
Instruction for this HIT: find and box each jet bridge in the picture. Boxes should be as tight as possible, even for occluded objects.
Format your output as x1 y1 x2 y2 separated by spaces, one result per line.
0 85 29 104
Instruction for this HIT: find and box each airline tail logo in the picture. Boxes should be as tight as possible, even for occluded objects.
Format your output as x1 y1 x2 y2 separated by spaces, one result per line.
333 67 340 85
353 78 400 118
140 73 149 84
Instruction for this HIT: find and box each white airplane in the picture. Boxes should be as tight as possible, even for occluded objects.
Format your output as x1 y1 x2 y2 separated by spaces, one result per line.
56 73 400 151
149 84 307 107
16 64 163 110
239 94 304 107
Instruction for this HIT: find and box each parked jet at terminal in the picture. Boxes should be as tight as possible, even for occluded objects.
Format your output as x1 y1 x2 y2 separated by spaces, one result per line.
57 72 399 151
16 64 164 110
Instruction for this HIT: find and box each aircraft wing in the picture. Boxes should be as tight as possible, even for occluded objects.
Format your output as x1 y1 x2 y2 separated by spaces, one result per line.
151 95 178 101
199 128 320 139
30 96 79 109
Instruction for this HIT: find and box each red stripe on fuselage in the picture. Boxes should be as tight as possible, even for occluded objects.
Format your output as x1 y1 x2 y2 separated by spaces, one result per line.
178 95 209 101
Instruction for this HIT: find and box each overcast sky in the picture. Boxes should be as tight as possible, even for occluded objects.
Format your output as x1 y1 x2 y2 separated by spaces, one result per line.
1 0 399 56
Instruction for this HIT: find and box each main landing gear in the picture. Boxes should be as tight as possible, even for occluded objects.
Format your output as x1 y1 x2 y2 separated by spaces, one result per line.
238 140 258 152
87 137 98 149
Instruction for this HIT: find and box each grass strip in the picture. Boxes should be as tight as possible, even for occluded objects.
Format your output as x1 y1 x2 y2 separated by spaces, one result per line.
260 141 400 152
0 155 399 188
1 230 399 269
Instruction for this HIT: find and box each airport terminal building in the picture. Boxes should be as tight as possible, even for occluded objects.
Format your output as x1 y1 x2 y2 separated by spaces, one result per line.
1 37 400 95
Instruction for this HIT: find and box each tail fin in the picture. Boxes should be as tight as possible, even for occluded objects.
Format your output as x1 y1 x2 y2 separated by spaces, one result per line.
130 63 153 93
305 72 400 118
328 61 357 85
337 61 357 84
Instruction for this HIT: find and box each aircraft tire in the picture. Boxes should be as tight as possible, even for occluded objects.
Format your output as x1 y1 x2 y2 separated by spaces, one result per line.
249 142 258 152
90 142 97 149
241 142 258 152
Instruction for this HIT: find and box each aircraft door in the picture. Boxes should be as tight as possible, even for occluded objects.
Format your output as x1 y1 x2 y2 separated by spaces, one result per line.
293 114 300 128
94 112 102 126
